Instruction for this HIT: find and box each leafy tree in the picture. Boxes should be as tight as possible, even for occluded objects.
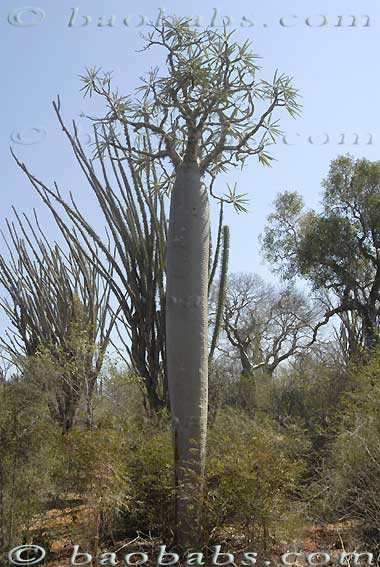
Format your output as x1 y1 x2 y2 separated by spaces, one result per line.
262 155 380 351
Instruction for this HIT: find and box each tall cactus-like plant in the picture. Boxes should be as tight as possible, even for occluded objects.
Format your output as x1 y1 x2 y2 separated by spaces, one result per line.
209 224 230 363
0 211 115 431
208 202 225 292
11 105 231 420
12 102 169 415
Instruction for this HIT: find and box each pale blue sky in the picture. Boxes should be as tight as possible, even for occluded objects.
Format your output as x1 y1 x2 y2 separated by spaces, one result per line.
1 0 379 337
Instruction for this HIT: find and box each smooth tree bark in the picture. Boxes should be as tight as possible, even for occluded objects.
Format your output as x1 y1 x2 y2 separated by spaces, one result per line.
70 16 299 547
166 163 209 545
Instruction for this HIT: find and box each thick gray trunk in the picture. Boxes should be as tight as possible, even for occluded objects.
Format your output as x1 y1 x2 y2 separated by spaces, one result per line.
166 163 209 549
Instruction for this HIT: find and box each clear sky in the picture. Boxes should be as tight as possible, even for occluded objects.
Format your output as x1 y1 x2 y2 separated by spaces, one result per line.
1 0 379 337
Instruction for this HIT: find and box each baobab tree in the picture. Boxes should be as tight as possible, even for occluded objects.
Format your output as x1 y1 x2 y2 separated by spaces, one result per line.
13 102 230 418
74 17 299 547
15 17 299 546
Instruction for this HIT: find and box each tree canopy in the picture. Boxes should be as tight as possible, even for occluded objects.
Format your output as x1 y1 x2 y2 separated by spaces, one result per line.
262 155 380 349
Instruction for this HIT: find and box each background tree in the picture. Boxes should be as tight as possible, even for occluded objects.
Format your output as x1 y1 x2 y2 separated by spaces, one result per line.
335 309 363 361
0 212 114 431
262 155 380 351
12 102 169 416
211 272 317 377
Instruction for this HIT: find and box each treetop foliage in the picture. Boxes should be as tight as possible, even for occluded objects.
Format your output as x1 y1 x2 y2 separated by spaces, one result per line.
262 155 380 292
262 154 380 349
79 16 300 204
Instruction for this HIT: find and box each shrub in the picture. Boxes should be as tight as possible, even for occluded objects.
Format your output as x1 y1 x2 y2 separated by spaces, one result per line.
58 426 130 551
317 350 380 544
204 410 307 549
0 373 61 550
121 422 175 541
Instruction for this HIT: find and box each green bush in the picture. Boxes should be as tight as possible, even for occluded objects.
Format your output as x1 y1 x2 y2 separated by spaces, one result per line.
204 410 308 549
121 422 175 540
0 374 61 550
112 411 308 548
317 351 380 543
0 359 321 554
58 426 130 551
